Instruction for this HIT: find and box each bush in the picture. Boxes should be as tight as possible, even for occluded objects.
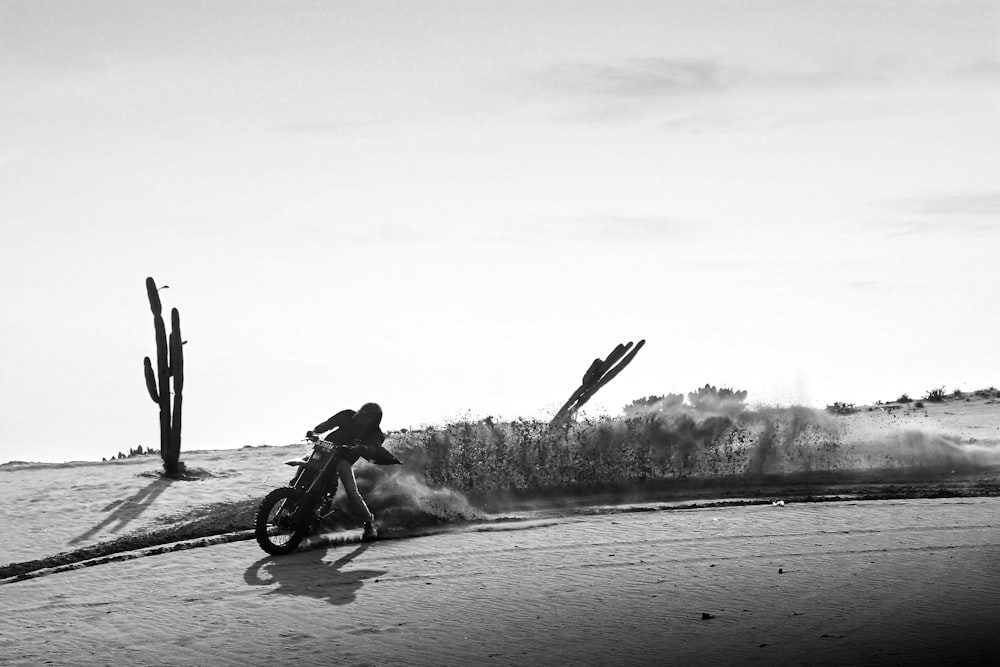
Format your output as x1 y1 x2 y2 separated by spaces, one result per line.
924 387 946 402
623 394 684 417
105 445 157 462
686 385 747 413
896 393 912 403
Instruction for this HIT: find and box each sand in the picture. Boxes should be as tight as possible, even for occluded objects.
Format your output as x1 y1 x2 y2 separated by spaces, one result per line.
3 445 301 564
3 497 998 665
3 399 1000 664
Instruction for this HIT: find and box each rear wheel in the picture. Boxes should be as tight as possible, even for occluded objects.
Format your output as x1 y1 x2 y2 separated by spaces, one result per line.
255 487 309 555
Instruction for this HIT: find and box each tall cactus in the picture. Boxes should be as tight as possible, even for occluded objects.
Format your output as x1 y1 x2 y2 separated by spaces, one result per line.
143 277 185 477
549 339 646 430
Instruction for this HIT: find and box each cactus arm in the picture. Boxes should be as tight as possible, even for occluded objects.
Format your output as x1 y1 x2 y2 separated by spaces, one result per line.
169 308 184 392
549 339 646 427
593 340 644 392
573 339 645 409
552 346 627 424
145 277 162 317
581 359 604 388
598 342 631 376
143 357 159 403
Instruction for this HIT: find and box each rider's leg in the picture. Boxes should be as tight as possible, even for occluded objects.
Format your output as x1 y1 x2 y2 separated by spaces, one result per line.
337 460 376 525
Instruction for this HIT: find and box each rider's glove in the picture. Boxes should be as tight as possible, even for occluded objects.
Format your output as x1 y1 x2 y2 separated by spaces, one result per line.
305 430 318 442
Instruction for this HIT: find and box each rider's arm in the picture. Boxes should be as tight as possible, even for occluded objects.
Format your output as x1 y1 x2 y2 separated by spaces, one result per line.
337 457 375 524
313 410 354 435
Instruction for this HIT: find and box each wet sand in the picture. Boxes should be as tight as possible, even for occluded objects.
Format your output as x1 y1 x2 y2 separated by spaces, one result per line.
3 497 998 665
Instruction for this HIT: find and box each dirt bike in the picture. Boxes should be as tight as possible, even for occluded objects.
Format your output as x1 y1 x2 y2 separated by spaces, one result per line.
254 437 400 556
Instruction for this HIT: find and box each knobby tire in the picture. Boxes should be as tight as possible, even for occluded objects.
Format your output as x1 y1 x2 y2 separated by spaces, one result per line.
254 487 309 555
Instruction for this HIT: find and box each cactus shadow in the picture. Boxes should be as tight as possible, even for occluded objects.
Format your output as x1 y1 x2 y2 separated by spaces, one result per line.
68 477 174 545
243 544 386 606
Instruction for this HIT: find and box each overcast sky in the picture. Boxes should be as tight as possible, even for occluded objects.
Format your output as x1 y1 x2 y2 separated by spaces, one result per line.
2 0 998 463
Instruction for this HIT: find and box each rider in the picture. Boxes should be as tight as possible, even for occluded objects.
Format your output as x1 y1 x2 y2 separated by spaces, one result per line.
306 402 386 542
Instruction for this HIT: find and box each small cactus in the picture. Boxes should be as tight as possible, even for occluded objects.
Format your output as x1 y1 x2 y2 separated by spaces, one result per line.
143 277 185 477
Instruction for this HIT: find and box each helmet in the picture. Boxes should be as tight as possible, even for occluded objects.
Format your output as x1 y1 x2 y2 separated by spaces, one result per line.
355 402 400 465
357 402 383 426
358 402 382 417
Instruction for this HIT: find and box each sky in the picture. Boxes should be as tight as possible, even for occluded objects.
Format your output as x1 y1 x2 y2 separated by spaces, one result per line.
2 0 998 463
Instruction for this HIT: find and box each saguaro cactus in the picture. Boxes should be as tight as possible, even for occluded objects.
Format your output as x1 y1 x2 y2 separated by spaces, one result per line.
143 277 185 477
549 339 646 429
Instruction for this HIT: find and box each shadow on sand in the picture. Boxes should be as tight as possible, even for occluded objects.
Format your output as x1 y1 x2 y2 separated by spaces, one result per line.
243 544 386 606
69 476 175 545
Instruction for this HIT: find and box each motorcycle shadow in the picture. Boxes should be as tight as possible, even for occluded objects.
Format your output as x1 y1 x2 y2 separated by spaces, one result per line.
244 543 387 606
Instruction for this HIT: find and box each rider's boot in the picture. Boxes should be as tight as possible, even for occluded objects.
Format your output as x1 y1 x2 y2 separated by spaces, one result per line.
362 521 378 542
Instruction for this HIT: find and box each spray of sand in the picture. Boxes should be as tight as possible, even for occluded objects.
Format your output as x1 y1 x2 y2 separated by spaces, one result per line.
349 465 485 531
341 405 1000 527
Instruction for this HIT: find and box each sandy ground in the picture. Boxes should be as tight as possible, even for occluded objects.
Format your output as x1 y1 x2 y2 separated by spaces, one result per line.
4 395 999 566
3 398 999 664
837 396 1000 448
3 497 998 666
2 445 302 564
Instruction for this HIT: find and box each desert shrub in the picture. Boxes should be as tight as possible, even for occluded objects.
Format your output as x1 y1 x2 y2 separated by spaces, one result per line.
924 387 946 402
386 406 795 499
826 402 857 415
104 445 157 462
622 394 684 417
383 399 997 504
686 385 747 413
624 386 747 418
896 393 912 403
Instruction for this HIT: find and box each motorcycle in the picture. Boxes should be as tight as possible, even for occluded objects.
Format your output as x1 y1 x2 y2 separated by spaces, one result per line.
254 437 401 555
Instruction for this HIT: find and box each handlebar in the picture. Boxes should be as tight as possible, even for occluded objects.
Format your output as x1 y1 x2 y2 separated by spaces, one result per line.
305 431 364 447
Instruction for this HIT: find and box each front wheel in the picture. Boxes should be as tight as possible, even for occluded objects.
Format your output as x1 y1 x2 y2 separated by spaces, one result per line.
255 487 309 555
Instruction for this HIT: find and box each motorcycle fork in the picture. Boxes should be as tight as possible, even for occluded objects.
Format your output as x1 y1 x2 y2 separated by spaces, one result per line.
291 454 337 528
